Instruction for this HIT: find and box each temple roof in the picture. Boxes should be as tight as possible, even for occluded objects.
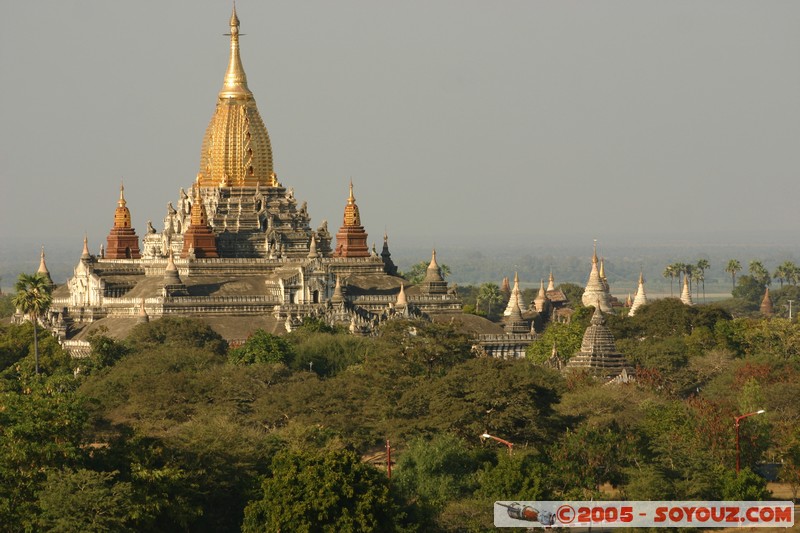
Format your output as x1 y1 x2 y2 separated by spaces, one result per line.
198 7 274 187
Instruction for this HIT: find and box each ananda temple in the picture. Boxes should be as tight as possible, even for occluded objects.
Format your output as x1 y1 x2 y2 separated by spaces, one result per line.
44 8 466 346
26 8 638 378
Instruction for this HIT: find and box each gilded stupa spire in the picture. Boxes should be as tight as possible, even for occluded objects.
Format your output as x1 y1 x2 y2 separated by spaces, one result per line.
342 180 362 227
221 4 251 99
113 182 132 229
198 7 273 187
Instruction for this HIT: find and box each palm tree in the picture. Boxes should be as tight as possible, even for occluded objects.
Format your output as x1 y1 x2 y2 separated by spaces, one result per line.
789 262 800 286
774 261 797 289
725 259 742 291
696 259 710 302
477 282 503 317
12 273 53 375
663 265 678 297
692 268 704 301
749 260 771 287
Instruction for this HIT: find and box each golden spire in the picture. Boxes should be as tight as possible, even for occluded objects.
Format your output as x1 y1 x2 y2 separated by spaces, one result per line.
220 4 251 99
592 239 598 264
198 7 273 187
113 182 132 229
342 180 362 227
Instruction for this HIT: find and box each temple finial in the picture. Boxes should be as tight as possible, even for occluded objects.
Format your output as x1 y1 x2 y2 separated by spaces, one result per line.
592 239 598 264
221 3 251 98
118 181 126 207
38 246 48 273
81 234 91 259
348 179 355 205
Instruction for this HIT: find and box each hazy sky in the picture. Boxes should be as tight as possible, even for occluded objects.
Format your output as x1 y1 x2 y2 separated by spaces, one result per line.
2 1 799 259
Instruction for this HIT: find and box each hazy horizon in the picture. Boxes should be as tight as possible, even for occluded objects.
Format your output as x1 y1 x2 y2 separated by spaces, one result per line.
2 2 798 271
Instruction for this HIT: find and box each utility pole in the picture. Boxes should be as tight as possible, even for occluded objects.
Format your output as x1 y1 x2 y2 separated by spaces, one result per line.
735 410 765 474
788 300 794 320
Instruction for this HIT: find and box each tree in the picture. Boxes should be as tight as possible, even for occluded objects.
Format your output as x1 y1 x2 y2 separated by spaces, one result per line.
34 469 135 532
12 273 52 375
393 433 482 525
242 448 409 532
229 329 295 366
663 264 678 297
749 260 771 288
558 283 584 307
0 381 89 529
732 275 764 308
696 259 710 302
477 283 503 317
126 317 227 355
774 261 798 289
725 259 742 292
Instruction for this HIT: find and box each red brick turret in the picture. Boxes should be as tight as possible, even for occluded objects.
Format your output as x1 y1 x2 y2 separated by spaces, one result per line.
105 183 141 259
181 178 219 259
333 181 369 258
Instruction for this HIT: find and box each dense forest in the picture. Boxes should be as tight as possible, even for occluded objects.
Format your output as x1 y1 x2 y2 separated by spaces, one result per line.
1 276 799 531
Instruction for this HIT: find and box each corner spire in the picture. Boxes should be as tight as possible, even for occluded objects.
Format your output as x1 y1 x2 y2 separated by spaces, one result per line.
38 245 49 275
81 234 91 260
220 4 252 99
37 245 54 286
396 282 408 307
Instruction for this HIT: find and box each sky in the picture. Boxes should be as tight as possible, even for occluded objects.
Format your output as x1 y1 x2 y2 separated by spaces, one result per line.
1 1 799 263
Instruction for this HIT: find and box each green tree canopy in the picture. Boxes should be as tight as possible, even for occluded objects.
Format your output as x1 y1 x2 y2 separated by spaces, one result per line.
229 329 295 366
243 448 410 533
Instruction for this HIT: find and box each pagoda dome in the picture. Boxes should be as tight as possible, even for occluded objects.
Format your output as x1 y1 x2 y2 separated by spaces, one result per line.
198 6 274 188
